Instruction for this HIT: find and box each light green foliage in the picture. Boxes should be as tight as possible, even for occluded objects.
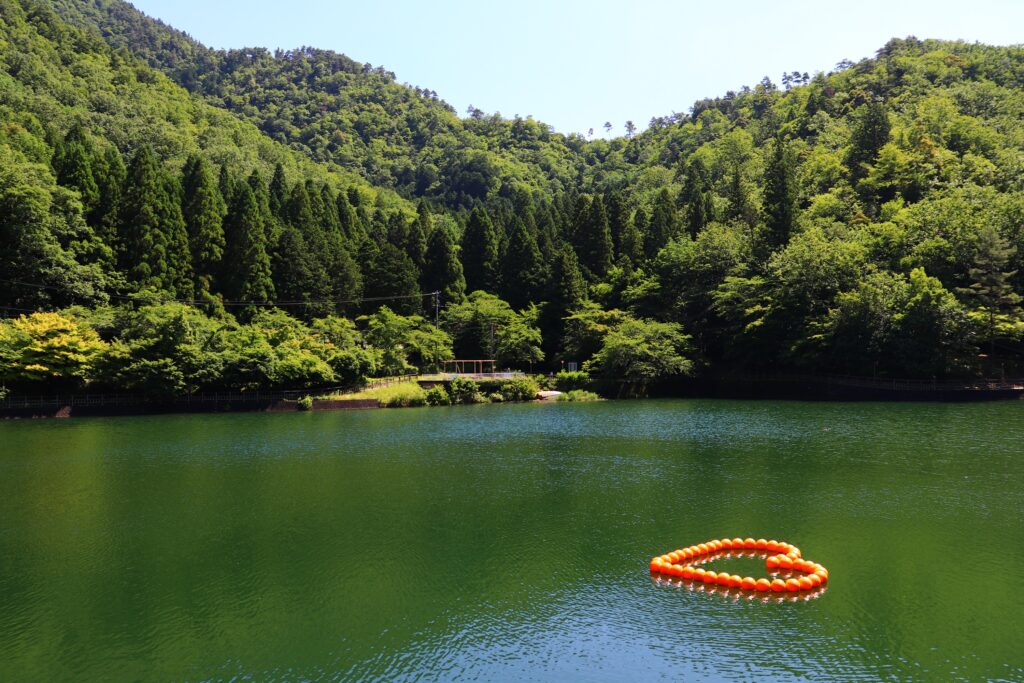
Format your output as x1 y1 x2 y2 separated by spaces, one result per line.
0 312 107 387
554 390 602 402
554 371 591 392
442 291 543 367
496 377 540 402
424 385 451 406
584 316 693 392
5 5 1024 384
360 306 452 375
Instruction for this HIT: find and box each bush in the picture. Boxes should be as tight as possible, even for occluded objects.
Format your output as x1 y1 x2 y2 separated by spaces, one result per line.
297 395 314 411
488 392 504 403
448 377 480 404
554 371 591 392
554 390 602 402
425 385 451 406
498 377 540 402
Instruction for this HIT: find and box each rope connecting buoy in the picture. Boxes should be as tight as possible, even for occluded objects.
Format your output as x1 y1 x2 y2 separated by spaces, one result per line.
649 538 829 594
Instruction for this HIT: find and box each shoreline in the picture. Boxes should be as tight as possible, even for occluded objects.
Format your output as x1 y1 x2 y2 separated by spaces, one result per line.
3 380 1022 420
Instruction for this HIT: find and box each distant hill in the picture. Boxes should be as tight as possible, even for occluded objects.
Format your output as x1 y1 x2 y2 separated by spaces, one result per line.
2 0 1023 387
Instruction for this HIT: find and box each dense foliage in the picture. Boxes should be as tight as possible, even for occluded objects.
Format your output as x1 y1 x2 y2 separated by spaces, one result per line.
3 0 1024 398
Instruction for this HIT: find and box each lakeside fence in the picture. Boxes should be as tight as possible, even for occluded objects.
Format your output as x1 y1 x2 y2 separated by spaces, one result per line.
716 373 1024 392
0 373 422 410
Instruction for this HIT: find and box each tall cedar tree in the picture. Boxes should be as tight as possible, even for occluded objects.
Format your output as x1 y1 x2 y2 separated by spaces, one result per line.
540 244 587 360
268 163 288 218
762 137 797 253
92 146 126 239
407 201 431 268
363 242 422 315
619 209 644 266
181 155 225 298
422 224 466 305
274 226 327 316
336 190 363 243
574 195 614 279
501 216 545 309
847 102 891 180
222 183 274 305
644 189 677 259
605 192 630 260
52 125 99 215
117 146 192 296
462 206 501 293
681 158 714 239
958 226 1023 354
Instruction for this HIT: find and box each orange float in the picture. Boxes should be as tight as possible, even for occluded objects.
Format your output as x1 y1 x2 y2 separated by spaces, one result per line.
649 537 829 596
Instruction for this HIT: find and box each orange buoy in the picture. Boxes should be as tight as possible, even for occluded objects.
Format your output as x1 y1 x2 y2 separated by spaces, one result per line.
650 537 829 598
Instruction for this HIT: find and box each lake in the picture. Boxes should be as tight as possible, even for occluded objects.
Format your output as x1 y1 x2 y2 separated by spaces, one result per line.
1 400 1022 681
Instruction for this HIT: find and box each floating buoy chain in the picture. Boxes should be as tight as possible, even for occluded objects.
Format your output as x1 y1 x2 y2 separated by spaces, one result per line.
649 537 829 593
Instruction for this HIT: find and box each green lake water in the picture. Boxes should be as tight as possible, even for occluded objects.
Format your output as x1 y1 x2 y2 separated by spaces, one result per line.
1 400 1022 681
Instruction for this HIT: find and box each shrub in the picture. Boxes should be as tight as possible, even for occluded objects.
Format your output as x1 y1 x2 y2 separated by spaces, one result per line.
488 392 504 403
554 390 602 402
297 395 314 411
554 371 591 392
425 385 451 406
448 377 480 404
499 377 540 402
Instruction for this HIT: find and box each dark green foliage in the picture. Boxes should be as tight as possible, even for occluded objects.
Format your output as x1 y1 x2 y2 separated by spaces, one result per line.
644 189 678 259
222 183 275 308
680 158 714 240
762 137 797 253
363 243 422 315
5 1 1024 387
461 206 501 293
52 125 100 215
847 102 891 180
422 223 466 305
117 145 192 296
181 155 226 298
501 217 545 309
573 195 614 279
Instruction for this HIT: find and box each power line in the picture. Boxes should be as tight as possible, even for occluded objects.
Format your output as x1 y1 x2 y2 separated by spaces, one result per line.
0 277 440 309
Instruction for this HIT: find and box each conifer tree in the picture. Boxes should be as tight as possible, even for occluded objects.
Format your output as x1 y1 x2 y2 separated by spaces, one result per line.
52 124 99 215
681 157 714 239
958 225 1023 355
218 165 234 207
268 163 288 218
847 101 891 179
422 224 466 305
223 183 275 307
181 155 225 298
273 226 329 317
501 216 545 309
406 201 431 269
117 146 190 294
162 175 193 299
336 190 363 243
92 145 126 239
364 242 422 315
644 189 677 259
575 195 614 278
619 209 644 266
606 191 630 259
541 245 587 360
762 137 797 253
462 206 501 293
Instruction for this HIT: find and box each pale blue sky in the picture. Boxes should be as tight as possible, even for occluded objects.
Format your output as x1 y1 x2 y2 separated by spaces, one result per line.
131 0 1024 136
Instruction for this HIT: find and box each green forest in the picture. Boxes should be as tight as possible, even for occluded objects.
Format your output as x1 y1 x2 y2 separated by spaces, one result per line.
2 0 1024 396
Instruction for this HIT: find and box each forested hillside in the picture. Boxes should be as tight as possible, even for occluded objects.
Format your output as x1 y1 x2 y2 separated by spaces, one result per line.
2 0 1024 397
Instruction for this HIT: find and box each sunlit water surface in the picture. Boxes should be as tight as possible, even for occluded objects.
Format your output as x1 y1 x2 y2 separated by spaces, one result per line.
1 400 1022 681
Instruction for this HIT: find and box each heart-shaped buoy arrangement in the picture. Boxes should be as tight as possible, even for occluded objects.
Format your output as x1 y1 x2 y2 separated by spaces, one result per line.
650 537 829 593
